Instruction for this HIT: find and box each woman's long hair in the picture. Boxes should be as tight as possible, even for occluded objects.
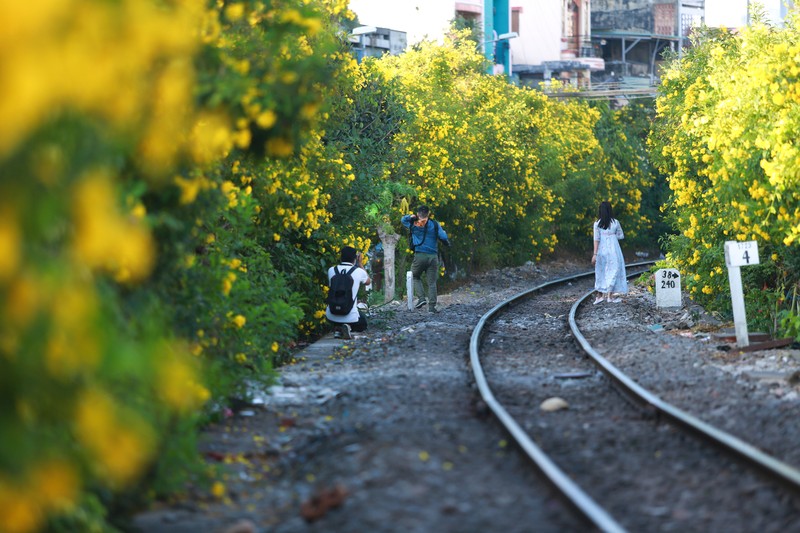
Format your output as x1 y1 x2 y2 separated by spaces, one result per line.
598 201 613 230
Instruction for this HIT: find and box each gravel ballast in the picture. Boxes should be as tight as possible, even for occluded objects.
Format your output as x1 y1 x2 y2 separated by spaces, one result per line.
134 260 800 533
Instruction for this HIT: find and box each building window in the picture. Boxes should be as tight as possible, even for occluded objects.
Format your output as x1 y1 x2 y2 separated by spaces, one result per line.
512 8 521 34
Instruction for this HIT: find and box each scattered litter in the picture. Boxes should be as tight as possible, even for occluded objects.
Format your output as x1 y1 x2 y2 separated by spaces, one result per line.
300 485 349 523
647 324 665 333
238 410 256 417
221 519 256 533
540 397 569 412
553 371 593 380
742 370 797 382
259 385 341 406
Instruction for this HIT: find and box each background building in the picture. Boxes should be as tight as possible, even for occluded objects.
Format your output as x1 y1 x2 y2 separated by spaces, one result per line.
589 0 704 87
510 0 605 87
706 0 795 28
348 0 515 75
349 26 408 61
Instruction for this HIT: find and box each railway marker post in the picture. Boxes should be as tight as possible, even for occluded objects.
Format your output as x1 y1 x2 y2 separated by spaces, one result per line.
724 240 760 348
406 270 414 310
655 268 682 309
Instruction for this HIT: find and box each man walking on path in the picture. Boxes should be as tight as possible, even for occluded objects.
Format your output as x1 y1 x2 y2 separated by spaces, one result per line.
401 205 450 313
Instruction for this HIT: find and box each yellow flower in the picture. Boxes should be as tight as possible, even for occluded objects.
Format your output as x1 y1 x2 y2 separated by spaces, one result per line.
266 137 294 157
190 112 233 164
175 176 201 204
211 481 226 498
0 484 40 533
232 314 246 328
75 388 155 487
131 203 147 219
71 170 154 281
6 275 40 327
224 3 245 21
32 461 79 511
256 110 277 129
271 342 279 352
157 352 208 412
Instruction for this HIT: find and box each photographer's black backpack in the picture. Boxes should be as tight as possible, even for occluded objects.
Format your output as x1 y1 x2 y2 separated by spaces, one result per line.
326 265 358 315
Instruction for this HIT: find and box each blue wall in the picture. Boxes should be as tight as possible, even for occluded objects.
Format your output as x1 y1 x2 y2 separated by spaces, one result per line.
483 0 512 75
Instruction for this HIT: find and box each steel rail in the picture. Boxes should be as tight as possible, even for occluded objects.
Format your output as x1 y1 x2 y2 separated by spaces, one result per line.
469 262 654 533
569 286 800 492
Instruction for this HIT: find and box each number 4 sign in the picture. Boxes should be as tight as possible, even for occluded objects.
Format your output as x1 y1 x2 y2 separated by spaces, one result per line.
724 241 760 347
724 240 760 268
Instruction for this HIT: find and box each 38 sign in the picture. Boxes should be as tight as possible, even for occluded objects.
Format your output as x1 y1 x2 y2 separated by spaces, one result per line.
656 268 681 308
660 269 679 289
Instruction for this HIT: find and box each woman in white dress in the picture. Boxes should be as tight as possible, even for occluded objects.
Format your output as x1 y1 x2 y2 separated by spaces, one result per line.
591 201 627 304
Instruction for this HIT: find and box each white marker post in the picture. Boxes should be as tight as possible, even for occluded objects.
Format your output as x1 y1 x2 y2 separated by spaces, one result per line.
724 240 760 347
406 270 414 310
655 268 682 309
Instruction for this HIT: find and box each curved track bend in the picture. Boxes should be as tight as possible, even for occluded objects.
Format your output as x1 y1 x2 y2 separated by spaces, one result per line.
470 263 800 532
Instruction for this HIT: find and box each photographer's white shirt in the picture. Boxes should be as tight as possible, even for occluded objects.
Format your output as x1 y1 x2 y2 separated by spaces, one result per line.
325 262 370 323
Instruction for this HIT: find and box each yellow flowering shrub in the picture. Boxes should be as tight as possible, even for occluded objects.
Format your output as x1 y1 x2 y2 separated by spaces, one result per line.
0 0 355 530
650 16 800 331
346 33 650 269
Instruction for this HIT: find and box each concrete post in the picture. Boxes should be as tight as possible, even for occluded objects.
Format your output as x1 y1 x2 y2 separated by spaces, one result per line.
377 228 400 304
406 271 414 310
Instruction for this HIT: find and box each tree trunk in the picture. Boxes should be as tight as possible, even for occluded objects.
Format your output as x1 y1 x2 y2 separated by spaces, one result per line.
377 227 401 303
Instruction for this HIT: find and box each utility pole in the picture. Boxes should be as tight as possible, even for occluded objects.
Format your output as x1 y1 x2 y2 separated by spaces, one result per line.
677 0 683 58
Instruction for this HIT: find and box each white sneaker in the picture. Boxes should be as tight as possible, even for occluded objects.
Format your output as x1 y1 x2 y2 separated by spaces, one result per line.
341 324 352 340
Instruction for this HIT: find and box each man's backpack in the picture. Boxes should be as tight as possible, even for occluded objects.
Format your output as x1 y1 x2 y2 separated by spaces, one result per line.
326 265 358 315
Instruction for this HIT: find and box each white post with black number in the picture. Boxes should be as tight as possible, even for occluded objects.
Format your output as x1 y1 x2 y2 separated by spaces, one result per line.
406 270 414 310
655 268 682 309
724 241 760 347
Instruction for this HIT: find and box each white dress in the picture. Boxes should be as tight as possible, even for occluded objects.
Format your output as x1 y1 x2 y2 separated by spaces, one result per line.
594 219 627 294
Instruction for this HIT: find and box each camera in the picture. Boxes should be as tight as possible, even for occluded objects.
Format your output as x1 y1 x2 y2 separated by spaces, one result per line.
409 215 418 223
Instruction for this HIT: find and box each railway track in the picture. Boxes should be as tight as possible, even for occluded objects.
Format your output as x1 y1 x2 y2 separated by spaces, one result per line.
470 264 800 532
